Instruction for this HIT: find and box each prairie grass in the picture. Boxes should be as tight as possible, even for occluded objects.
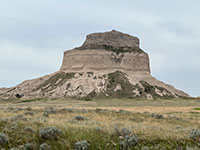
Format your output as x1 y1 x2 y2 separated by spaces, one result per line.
0 98 200 149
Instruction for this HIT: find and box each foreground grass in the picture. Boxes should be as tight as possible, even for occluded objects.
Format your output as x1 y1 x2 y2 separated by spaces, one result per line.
0 98 200 149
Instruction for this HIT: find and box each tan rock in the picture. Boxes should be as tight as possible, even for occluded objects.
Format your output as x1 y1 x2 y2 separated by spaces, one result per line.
79 30 140 50
60 49 150 74
146 94 153 100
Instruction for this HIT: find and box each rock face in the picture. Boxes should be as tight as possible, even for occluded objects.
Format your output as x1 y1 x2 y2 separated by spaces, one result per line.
60 50 150 74
79 30 140 50
0 30 189 100
60 30 149 74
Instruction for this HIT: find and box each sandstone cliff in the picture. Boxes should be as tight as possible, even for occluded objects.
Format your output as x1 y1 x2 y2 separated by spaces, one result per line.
0 30 189 100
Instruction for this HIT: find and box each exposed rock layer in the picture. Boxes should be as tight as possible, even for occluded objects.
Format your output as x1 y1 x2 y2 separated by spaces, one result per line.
60 50 150 73
60 30 149 73
78 30 140 51
0 30 189 100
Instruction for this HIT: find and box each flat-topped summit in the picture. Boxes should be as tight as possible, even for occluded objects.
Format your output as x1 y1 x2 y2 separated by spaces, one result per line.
78 30 141 52
60 30 149 73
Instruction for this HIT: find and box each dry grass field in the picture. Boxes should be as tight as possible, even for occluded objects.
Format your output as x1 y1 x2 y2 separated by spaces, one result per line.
0 98 200 150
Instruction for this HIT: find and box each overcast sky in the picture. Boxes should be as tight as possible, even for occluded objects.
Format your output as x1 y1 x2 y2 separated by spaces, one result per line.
0 0 199 97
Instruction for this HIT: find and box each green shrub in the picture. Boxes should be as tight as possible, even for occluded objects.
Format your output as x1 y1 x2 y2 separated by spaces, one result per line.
105 71 134 98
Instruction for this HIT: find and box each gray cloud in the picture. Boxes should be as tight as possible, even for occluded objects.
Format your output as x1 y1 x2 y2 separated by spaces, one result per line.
0 0 199 96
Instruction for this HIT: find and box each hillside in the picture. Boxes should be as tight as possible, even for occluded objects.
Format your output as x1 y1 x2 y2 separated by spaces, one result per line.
0 30 189 100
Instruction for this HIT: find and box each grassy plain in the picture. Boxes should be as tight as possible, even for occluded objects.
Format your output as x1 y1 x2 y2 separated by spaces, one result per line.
0 98 200 149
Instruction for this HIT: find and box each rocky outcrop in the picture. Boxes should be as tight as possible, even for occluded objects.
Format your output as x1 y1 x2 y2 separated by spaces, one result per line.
60 30 150 74
78 30 140 51
0 30 190 100
0 88 7 92
60 49 150 74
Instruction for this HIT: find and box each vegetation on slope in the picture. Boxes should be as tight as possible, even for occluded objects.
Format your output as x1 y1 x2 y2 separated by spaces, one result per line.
140 81 174 99
34 72 75 92
106 71 134 98
77 44 144 54
104 71 175 99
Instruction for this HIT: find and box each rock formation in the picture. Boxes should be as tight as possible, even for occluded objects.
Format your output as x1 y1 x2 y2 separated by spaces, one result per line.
0 30 189 100
60 30 150 74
